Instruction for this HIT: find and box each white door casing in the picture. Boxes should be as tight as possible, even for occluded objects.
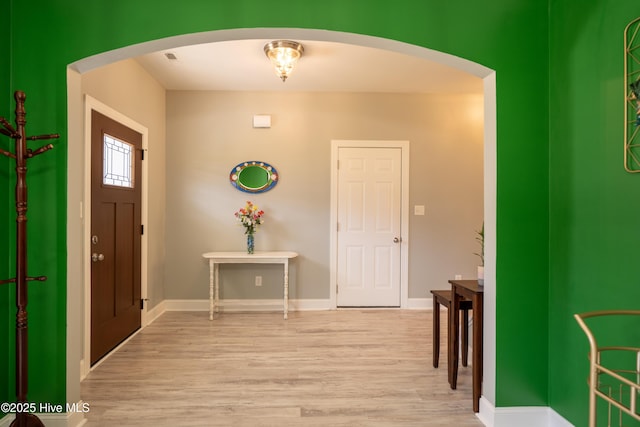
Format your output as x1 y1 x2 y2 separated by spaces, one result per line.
330 140 409 308
82 95 149 378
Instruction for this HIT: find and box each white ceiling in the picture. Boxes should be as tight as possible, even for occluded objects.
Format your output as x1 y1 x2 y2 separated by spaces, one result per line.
135 39 483 94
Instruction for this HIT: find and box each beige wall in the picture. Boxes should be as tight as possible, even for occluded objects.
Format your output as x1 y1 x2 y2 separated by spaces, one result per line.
76 62 483 305
82 59 167 308
165 90 483 302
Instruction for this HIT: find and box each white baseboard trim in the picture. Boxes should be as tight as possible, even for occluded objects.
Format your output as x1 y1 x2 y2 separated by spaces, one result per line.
547 410 574 427
163 298 332 313
477 397 574 427
407 297 430 309
145 299 167 325
67 402 89 427
289 299 333 311
0 401 89 427
163 298 430 312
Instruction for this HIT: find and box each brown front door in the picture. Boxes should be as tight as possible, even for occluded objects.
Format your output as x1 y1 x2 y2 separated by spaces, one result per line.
90 110 142 365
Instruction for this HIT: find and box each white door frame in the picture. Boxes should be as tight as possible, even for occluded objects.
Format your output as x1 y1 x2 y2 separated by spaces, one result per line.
81 95 149 378
330 140 410 309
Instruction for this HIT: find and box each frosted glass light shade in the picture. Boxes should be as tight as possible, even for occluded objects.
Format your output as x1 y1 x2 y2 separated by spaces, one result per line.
264 40 304 82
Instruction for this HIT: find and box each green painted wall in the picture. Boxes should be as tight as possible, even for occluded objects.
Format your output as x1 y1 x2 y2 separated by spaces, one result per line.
2 0 575 420
1 0 12 413
549 1 640 426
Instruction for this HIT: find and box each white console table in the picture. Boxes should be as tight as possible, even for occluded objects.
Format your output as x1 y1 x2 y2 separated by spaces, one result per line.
202 251 299 320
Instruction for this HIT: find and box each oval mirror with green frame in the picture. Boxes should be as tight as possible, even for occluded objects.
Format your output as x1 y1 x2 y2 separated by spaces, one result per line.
230 161 279 193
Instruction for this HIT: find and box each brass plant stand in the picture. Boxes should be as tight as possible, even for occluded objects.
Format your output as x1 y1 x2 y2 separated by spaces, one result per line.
575 310 640 427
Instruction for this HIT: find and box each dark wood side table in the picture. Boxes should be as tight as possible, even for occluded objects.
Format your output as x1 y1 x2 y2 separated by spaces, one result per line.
448 279 484 413
430 289 472 369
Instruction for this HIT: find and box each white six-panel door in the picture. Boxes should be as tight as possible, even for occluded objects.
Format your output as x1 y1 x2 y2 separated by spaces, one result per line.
336 146 402 307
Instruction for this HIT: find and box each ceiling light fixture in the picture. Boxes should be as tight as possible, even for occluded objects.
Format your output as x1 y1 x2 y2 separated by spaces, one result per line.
264 40 304 82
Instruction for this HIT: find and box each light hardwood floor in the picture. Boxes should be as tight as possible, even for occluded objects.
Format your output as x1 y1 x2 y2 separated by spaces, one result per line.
81 309 483 426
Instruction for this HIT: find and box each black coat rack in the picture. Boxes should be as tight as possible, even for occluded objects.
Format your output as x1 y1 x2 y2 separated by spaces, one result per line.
1 91 58 427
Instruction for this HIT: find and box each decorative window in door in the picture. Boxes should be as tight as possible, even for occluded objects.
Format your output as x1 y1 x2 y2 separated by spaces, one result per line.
103 133 134 187
624 16 640 173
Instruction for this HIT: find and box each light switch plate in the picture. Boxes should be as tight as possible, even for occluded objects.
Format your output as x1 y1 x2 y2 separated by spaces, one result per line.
414 205 425 215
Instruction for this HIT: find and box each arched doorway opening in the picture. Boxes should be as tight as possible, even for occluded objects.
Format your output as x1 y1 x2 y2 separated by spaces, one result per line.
66 27 497 415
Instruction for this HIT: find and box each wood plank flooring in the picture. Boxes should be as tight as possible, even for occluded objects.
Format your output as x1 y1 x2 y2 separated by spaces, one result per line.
81 309 483 426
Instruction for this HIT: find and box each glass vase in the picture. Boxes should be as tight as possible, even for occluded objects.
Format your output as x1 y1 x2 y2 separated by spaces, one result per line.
247 233 255 254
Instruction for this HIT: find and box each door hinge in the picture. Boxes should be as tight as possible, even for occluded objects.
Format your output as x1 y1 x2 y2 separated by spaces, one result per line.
336 284 339 294
141 224 144 235
140 298 144 309
140 149 145 161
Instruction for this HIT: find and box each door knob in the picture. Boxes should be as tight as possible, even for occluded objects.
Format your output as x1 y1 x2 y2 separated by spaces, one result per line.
393 237 402 243
92 253 105 262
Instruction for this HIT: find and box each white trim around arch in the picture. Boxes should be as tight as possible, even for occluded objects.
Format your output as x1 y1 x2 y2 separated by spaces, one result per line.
66 27 498 425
